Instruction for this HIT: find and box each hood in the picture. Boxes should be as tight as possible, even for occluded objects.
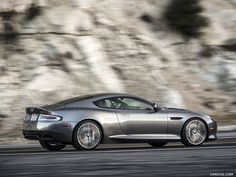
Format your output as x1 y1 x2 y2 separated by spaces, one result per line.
166 107 192 113
165 107 209 118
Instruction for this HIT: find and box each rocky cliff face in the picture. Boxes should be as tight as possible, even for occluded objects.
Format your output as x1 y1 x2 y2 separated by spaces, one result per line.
0 0 236 140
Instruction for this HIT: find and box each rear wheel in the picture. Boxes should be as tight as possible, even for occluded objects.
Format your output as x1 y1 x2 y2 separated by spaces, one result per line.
39 140 66 151
72 120 102 150
181 118 207 146
149 142 167 147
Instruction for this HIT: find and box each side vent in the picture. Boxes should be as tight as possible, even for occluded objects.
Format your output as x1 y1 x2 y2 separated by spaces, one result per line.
170 117 183 120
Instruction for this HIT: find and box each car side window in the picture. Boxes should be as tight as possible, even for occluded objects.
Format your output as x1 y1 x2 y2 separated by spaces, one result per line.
93 99 113 109
110 97 153 110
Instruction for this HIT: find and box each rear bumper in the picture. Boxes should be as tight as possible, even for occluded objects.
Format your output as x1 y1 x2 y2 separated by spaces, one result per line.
23 130 70 142
22 121 74 143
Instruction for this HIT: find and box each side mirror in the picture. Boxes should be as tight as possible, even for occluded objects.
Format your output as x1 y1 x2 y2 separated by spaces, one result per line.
152 103 159 112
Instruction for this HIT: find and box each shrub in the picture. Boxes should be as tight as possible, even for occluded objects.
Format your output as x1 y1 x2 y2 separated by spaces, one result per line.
25 1 41 21
163 0 209 40
0 11 18 43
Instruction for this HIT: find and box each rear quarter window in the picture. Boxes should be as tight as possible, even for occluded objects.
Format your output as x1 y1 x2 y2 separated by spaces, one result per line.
93 99 113 109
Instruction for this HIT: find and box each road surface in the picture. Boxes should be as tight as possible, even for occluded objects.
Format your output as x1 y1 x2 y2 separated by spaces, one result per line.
0 140 235 177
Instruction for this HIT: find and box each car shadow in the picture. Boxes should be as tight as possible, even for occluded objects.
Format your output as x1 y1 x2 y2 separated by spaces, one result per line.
1 140 236 154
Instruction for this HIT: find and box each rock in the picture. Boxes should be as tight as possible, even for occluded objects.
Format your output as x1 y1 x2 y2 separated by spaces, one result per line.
0 0 236 139
78 36 125 92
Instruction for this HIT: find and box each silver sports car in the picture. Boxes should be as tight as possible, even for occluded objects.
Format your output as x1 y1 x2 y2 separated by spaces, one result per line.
22 93 217 151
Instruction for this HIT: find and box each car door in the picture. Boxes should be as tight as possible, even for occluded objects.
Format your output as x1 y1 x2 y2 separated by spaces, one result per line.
110 97 167 135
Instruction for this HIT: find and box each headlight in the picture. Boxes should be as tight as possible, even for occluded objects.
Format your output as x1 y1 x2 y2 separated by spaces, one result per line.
38 114 63 122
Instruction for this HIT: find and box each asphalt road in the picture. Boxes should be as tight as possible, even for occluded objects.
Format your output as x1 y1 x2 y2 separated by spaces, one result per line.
0 140 236 177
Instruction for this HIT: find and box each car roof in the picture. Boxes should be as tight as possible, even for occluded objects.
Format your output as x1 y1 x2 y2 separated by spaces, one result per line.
42 93 154 110
43 93 138 108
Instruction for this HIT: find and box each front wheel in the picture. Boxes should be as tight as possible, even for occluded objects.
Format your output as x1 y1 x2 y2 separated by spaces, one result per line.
39 140 66 151
149 142 167 147
181 118 207 146
72 120 102 150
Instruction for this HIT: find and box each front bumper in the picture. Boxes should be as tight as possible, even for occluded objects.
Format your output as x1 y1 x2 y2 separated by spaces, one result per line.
207 119 217 141
22 121 74 143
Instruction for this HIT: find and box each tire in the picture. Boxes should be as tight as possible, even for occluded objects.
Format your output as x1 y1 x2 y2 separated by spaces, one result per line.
39 140 66 151
72 120 102 150
149 142 167 147
181 118 207 146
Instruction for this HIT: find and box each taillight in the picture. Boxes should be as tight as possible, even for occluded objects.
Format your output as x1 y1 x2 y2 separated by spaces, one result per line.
38 114 62 122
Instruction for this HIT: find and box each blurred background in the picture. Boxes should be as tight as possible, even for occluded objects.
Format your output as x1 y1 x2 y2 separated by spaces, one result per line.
0 0 235 142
